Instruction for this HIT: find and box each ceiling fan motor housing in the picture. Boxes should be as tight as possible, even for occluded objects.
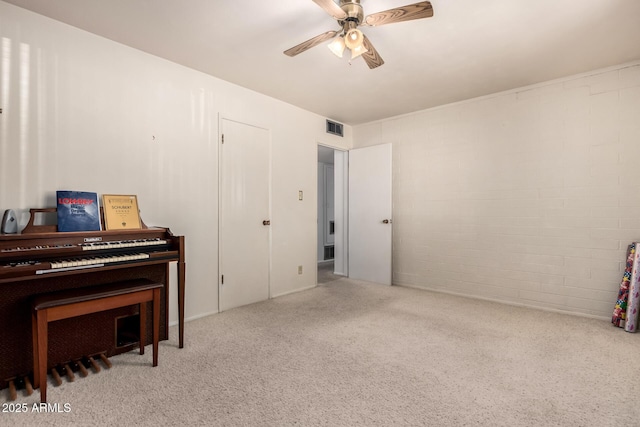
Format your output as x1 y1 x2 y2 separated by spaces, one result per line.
339 0 364 25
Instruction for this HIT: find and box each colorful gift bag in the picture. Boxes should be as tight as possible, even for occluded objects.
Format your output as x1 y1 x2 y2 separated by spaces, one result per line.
612 243 635 328
625 243 640 332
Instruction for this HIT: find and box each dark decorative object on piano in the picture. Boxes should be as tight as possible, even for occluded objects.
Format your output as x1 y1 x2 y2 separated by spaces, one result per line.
56 191 101 232
0 213 186 395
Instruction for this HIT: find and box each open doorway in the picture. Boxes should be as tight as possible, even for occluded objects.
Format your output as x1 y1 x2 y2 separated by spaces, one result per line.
317 145 348 284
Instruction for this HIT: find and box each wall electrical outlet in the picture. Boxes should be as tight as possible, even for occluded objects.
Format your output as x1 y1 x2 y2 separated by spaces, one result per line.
298 265 303 275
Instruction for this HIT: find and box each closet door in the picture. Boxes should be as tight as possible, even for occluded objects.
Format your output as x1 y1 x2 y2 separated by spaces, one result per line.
219 119 270 311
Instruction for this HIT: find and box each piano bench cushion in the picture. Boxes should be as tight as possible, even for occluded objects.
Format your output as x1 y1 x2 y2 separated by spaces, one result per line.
33 279 162 311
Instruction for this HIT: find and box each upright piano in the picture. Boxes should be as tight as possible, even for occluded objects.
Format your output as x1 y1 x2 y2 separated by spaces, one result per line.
0 216 185 391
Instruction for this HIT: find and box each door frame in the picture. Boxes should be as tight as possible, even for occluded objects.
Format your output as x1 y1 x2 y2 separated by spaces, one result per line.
317 144 348 280
218 115 272 312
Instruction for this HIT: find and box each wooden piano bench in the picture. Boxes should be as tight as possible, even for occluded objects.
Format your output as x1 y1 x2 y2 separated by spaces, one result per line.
31 279 162 403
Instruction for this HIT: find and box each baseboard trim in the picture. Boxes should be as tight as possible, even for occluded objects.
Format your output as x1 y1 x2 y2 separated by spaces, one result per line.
168 309 219 327
271 285 317 299
396 283 609 321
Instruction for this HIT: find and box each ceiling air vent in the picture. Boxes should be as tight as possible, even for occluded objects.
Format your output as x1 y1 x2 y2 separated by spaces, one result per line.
326 119 344 137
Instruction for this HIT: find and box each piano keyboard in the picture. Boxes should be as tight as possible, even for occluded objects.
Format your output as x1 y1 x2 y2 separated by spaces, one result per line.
36 253 150 274
80 238 167 251
1 238 168 253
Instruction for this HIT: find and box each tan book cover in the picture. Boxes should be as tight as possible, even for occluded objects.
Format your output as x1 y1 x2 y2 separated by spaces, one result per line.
102 194 142 230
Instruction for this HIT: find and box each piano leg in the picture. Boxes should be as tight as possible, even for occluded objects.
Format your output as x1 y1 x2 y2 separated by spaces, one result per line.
139 302 146 355
35 310 49 402
153 287 160 367
31 309 40 389
178 260 186 348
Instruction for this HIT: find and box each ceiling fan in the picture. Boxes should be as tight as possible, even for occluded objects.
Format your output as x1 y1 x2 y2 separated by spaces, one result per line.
284 0 434 69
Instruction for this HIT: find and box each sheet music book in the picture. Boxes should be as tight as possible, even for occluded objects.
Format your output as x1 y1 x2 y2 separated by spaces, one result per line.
102 194 142 230
56 190 102 232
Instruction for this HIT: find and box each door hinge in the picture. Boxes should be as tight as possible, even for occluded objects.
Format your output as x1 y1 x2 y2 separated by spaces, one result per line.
221 134 224 144
221 274 224 285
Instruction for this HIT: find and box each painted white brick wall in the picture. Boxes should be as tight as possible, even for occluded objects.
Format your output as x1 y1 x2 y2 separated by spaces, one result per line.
354 62 640 319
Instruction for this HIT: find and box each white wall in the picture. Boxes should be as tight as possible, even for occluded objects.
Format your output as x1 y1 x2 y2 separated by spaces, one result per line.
0 2 351 322
353 62 640 319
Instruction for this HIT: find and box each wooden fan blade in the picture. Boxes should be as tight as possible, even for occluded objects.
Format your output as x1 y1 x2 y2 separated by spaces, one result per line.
363 1 433 27
284 30 339 57
361 35 384 69
312 0 347 20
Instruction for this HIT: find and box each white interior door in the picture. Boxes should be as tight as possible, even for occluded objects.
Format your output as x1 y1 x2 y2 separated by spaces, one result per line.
348 143 392 285
219 119 270 311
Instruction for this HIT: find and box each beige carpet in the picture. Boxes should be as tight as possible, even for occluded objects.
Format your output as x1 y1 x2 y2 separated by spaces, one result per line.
2 278 640 426
318 261 342 284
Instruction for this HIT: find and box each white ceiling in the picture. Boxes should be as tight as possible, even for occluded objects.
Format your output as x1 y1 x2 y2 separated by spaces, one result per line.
5 0 640 125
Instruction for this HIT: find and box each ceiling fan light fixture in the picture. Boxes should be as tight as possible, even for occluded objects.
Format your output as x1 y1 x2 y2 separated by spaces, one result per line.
344 28 364 50
327 35 346 58
350 44 368 59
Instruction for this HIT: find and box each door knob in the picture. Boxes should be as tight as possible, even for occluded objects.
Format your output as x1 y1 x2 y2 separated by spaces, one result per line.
263 220 271 226
382 219 392 224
